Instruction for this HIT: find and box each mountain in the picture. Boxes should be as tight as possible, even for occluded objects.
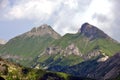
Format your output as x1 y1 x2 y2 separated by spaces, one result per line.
25 24 61 39
0 24 61 67
0 57 94 80
61 52 120 80
78 23 112 40
32 23 120 70
0 22 120 73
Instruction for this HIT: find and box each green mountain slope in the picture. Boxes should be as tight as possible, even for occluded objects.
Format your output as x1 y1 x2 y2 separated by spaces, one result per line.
0 24 61 67
53 32 120 56
0 22 120 71
32 23 120 70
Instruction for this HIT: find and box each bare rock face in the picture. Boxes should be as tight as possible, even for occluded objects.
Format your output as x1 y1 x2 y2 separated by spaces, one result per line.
83 50 102 60
45 43 82 56
64 44 81 56
78 23 109 40
97 55 109 62
25 24 61 39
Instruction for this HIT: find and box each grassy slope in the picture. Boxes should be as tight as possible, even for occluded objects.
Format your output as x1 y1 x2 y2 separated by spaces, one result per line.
0 32 120 68
35 33 120 68
52 33 120 56
0 35 55 66
38 54 83 68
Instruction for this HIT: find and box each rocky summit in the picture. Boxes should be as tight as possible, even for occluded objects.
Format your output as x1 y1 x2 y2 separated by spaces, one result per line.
24 24 61 39
78 23 110 40
0 24 61 67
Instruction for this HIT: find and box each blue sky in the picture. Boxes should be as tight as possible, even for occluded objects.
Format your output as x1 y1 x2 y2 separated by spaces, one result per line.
0 0 120 42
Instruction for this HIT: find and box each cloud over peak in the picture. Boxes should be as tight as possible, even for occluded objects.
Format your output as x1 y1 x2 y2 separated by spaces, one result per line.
0 0 120 42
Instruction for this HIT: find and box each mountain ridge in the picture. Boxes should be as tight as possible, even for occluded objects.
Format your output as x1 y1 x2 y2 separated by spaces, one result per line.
78 23 118 43
13 24 61 39
0 22 120 73
25 24 61 39
30 23 120 71
0 24 61 67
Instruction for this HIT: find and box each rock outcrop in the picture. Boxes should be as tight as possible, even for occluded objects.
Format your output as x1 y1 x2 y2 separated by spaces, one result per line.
83 50 102 60
64 44 81 56
78 23 110 40
25 24 61 39
45 43 82 56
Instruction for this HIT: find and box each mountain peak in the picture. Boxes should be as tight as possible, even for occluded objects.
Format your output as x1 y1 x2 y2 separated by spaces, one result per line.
31 24 52 33
25 24 61 39
78 22 109 40
81 22 92 28
37 24 53 30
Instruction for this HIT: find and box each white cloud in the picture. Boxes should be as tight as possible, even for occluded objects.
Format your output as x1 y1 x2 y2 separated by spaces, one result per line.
1 0 120 41
0 0 9 9
64 0 78 9
4 0 62 20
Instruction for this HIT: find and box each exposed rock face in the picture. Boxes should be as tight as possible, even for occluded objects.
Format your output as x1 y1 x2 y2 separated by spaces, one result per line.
25 24 61 39
64 44 81 56
45 43 82 56
83 50 102 60
97 55 109 62
78 23 109 40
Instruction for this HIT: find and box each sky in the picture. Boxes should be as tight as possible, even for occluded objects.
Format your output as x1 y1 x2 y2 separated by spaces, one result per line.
0 0 120 42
